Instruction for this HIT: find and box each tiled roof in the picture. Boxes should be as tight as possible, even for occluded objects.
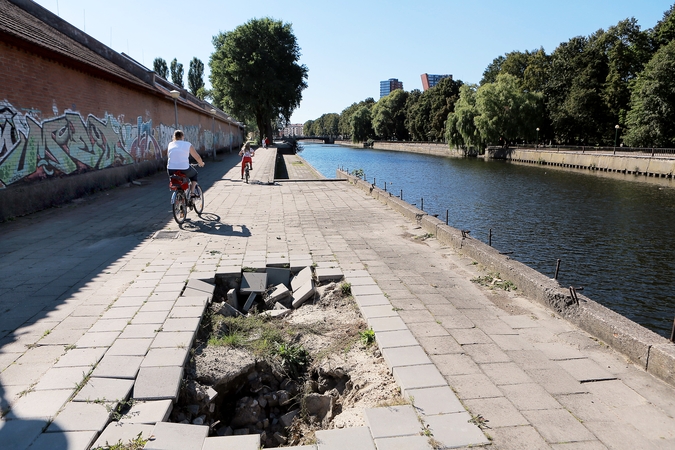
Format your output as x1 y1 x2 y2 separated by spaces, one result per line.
0 0 150 88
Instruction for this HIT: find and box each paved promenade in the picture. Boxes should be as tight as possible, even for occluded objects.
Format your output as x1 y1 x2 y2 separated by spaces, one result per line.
1 147 675 449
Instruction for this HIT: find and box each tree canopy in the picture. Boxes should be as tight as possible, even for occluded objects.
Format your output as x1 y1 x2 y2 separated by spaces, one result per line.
188 57 206 99
210 17 308 140
170 58 184 88
153 58 168 79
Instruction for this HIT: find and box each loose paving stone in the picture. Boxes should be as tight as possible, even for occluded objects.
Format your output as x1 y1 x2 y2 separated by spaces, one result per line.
169 305 206 318
382 345 432 370
46 401 110 432
315 426 377 450
291 280 315 308
141 347 189 367
5 389 73 421
315 267 343 282
373 435 433 450
26 430 97 450
202 434 261 450
423 411 489 448
73 377 134 404
266 267 291 288
92 422 155 449
134 366 183 401
33 366 91 391
365 405 421 438
345 276 376 286
118 399 173 424
240 272 267 293
185 279 215 294
173 296 208 307
393 364 447 396
92 355 144 379
291 267 312 292
406 386 464 416
144 421 208 450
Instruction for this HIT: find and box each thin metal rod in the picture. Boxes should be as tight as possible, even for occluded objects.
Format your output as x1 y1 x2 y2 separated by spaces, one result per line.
421 198 424 211
555 259 561 280
489 228 492 247
400 189 403 200
445 210 448 225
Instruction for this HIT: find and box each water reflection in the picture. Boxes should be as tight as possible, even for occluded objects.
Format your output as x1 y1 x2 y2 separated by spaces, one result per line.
299 143 675 337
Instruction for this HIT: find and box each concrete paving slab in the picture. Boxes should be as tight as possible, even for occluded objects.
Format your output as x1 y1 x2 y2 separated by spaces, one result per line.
360 305 399 319
292 280 315 308
131 311 170 324
92 355 143 379
144 421 208 450
5 388 73 420
416 335 463 355
463 396 529 427
169 305 206 318
73 377 134 404
26 430 97 450
202 434 261 450
53 347 107 368
445 373 504 400
111 296 147 307
291 267 312 292
480 361 534 386
382 345 432 370
240 272 267 293
37 327 86 346
534 342 587 360
373 435 433 450
92 422 155 449
267 267 291 288
185 279 215 294
0 418 48 450
118 324 160 340
406 321 449 338
423 412 489 448
393 364 447 396
75 331 120 348
151 331 194 349
33 366 91 391
88 318 129 333
141 347 189 367
368 316 408 333
499 383 562 411
354 293 390 307
556 358 618 382
100 306 140 321
406 386 464 416
107 338 153 356
365 405 421 438
118 399 173 424
375 329 419 349
315 426 376 450
315 267 343 282
139 301 176 313
46 401 110 432
351 284 382 296
345 276 376 286
522 408 597 443
181 287 212 298
161 317 201 333
174 296 208 307
488 424 551 449
134 366 183 401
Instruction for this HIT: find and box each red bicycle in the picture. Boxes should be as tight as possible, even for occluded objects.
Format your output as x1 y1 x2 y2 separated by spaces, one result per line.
169 166 203 224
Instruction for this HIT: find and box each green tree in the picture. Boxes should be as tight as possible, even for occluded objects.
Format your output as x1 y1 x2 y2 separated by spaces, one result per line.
210 18 308 141
339 98 374 138
188 57 205 97
624 40 675 147
153 57 168 79
446 84 482 149
170 58 184 88
651 4 675 49
428 78 463 141
371 89 409 140
303 120 314 136
351 106 373 142
480 56 505 85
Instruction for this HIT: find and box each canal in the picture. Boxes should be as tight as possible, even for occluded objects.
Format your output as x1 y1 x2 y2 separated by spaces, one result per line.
298 142 675 338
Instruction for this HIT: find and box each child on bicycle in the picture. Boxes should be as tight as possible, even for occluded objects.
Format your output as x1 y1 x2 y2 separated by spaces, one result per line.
239 142 255 179
167 130 205 197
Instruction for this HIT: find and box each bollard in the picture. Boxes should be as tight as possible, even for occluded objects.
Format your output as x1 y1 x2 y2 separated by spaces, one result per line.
446 210 449 225
555 259 561 280
489 228 492 247
670 317 675 343
421 198 424 211
373 177 376 186
400 189 403 200
384 182 387 192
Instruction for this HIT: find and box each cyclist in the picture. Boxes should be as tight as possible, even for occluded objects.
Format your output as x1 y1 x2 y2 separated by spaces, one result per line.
239 142 255 179
167 130 205 198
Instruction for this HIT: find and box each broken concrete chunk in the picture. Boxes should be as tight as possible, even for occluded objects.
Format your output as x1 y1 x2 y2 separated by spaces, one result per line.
291 267 312 292
226 288 238 309
216 301 241 317
291 279 315 309
243 292 257 313
265 284 291 308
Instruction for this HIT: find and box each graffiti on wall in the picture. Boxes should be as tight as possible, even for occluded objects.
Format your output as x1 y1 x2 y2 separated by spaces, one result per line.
0 100 233 189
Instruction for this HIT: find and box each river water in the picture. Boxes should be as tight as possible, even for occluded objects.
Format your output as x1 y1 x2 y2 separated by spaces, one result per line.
298 142 675 338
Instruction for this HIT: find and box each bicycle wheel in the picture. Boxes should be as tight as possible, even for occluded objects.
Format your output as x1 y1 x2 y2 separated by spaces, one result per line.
193 185 204 215
245 164 250 184
172 191 187 224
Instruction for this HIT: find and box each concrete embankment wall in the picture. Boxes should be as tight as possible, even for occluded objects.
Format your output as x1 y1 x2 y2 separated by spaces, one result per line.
335 140 466 157
502 148 675 178
336 169 675 387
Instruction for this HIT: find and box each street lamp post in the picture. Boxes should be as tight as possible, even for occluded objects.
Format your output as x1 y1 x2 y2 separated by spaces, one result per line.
536 127 540 148
170 90 180 129
614 124 620 149
210 109 216 160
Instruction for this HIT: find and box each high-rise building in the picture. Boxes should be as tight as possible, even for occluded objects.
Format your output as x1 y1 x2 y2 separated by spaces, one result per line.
421 73 452 91
379 78 404 98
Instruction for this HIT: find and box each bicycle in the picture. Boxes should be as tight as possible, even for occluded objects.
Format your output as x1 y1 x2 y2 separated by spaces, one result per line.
169 165 204 224
244 161 251 184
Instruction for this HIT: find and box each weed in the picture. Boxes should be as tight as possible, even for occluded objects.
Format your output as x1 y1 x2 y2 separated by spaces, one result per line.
469 414 490 429
91 432 149 450
274 342 309 378
42 329 51 337
340 282 352 296
65 344 76 351
359 328 376 346
351 168 365 178
470 272 517 291
392 307 402 311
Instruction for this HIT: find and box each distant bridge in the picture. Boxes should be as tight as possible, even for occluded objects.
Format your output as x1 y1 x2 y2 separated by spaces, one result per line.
293 136 335 144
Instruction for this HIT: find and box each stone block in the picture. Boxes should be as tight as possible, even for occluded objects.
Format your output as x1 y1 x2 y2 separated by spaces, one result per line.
291 267 312 292
144 422 208 450
118 399 173 424
226 288 238 309
392 364 446 396
92 422 155 449
240 272 267 293
92 355 143 379
141 347 189 368
133 366 183 401
261 304 291 319
266 284 291 307
267 267 291 288
185 279 215 294
315 267 343 282
151 331 194 349
243 292 257 313
375 329 418 350
216 301 242 317
73 377 134 405
292 280 315 309
381 346 432 371
107 338 153 356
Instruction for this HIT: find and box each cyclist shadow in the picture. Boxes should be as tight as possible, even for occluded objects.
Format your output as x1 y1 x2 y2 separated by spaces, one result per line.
179 212 251 237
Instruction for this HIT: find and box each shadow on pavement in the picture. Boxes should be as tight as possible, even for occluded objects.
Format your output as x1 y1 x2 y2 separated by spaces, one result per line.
179 213 251 237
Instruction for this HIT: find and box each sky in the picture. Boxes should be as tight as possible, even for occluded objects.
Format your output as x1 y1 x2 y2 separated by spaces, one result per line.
32 0 673 125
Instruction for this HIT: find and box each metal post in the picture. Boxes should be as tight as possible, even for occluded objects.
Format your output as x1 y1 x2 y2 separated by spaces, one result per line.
400 189 403 201
421 198 424 211
445 210 448 225
670 317 675 343
555 259 561 280
384 182 387 192
489 228 492 247
173 99 178 128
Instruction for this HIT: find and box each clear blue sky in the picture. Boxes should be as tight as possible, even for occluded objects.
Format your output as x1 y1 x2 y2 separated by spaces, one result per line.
33 0 673 125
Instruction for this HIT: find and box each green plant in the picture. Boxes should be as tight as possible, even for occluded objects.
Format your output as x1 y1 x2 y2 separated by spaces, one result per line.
470 272 517 291
351 168 365 178
359 328 376 346
274 342 309 377
340 282 352 296
91 432 149 450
